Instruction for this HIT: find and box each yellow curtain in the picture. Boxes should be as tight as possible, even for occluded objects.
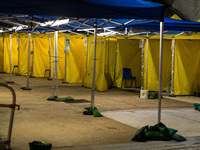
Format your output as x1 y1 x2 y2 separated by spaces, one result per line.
84 36 108 91
143 39 172 91
174 40 200 95
0 37 3 72
48 34 86 81
105 38 117 88
115 39 141 88
19 37 33 75
34 36 49 77
84 36 95 89
3 36 18 73
67 37 86 83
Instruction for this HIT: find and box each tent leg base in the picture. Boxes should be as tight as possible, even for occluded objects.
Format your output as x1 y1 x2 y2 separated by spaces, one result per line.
7 81 14 84
47 96 58 101
30 76 35 78
15 74 21 76
62 81 68 84
83 110 93 115
168 94 176 97
48 78 53 81
21 87 32 90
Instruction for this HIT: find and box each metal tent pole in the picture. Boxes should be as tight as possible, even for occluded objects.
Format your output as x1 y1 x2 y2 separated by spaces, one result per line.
107 36 110 73
169 39 176 97
62 35 68 84
48 36 52 80
141 39 144 90
158 21 164 123
48 31 58 100
85 37 89 77
16 34 20 76
113 39 118 86
30 37 35 78
146 33 149 90
90 21 97 112
55 31 58 97
7 34 14 83
21 33 32 90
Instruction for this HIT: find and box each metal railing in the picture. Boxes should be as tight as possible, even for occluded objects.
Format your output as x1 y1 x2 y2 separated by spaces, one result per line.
0 83 20 150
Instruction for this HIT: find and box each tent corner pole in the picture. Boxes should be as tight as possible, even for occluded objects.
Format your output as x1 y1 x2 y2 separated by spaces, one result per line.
48 35 52 80
16 33 21 76
85 36 89 77
21 33 32 90
113 38 118 87
62 35 68 84
158 21 164 123
55 31 58 97
30 36 35 78
47 30 58 100
169 39 176 97
107 36 110 73
146 33 149 90
90 20 97 112
141 39 144 90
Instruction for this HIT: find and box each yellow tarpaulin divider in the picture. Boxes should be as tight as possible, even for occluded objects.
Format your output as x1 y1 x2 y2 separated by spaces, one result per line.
105 38 117 88
143 39 172 91
57 37 65 79
50 35 68 80
114 39 141 88
0 37 3 72
84 36 109 91
84 36 94 89
32 34 86 82
67 37 86 83
174 40 200 95
18 37 33 75
34 36 49 78
3 36 18 73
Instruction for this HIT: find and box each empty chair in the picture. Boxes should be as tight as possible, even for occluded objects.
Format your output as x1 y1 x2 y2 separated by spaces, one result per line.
12 65 18 74
121 68 136 88
44 69 50 78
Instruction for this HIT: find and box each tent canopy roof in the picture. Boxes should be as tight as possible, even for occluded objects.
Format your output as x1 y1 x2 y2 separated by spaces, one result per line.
126 17 200 32
0 0 164 20
0 1 200 35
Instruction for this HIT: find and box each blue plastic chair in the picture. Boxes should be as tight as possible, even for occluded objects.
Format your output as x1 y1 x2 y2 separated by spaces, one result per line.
121 68 136 88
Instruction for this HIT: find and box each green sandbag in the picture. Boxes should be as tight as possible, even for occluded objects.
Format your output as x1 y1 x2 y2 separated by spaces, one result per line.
158 123 171 140
148 92 158 99
168 128 178 138
172 134 187 142
147 122 171 141
55 97 74 102
159 128 170 140
194 103 200 110
145 131 165 140
29 141 52 150
132 125 149 141
148 125 159 131
93 107 103 117
84 107 103 117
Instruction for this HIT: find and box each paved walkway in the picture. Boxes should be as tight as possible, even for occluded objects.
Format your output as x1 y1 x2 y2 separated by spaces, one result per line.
100 96 200 150
102 108 200 137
